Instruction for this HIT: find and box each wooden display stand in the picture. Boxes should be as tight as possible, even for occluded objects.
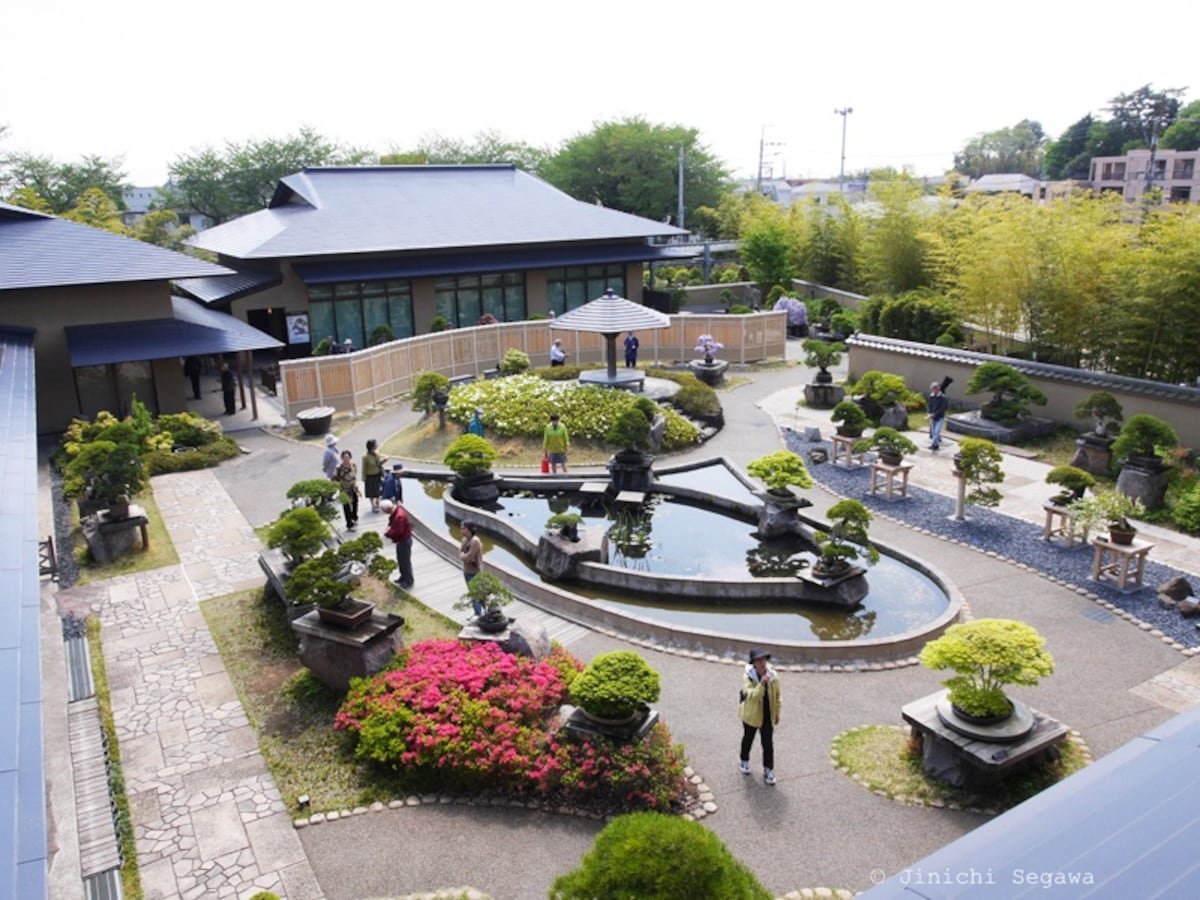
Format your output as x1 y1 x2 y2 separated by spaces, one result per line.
830 434 864 468
1042 502 1088 548
1090 537 1153 591
868 461 913 500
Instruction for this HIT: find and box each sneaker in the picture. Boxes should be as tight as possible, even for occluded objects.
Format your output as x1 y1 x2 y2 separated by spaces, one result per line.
738 760 751 775
764 768 776 786
346 523 356 531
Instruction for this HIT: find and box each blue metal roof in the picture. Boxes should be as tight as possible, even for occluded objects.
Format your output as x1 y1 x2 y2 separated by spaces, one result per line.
174 268 282 306
861 704 1200 898
0 326 48 899
190 165 687 261
64 296 283 366
292 240 693 284
0 201 231 291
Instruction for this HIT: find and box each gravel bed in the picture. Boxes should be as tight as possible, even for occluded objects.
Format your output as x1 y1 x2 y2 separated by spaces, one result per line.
785 428 1200 649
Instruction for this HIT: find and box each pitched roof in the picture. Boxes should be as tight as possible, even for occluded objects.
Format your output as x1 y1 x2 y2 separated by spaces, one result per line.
189 165 686 260
551 289 671 334
0 201 231 291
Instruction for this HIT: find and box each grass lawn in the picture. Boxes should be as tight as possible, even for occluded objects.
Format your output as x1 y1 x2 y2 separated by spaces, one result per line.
201 582 459 813
74 488 179 585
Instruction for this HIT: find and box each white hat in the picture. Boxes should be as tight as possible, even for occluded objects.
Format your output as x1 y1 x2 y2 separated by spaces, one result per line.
380 499 395 513
324 433 337 446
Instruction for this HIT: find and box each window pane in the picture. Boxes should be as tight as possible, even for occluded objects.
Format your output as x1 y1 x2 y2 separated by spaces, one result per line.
435 292 457 327
565 280 587 310
389 295 414 337
364 295 390 342
75 365 114 420
308 285 333 301
546 281 565 316
334 300 365 349
458 288 482 325
117 360 156 417
481 286 505 320
505 285 526 320
309 301 336 347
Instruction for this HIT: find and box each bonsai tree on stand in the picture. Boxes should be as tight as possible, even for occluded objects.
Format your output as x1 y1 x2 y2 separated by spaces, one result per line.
444 433 500 503
964 362 1047 426
569 650 661 724
812 499 879 578
1045 465 1096 506
606 401 657 493
1069 391 1124 475
454 571 516 631
830 400 870 437
919 618 1055 722
854 427 918 466
747 450 814 538
951 437 1005 521
1111 414 1178 511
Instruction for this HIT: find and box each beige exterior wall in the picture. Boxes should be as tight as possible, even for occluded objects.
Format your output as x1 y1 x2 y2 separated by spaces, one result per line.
1088 149 1200 204
2 282 188 433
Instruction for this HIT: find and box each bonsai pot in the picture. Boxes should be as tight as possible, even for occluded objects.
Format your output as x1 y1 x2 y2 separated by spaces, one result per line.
879 452 903 467
836 426 864 438
1108 525 1137 546
475 610 512 633
317 599 375 628
297 406 335 436
815 369 834 385
950 699 1014 726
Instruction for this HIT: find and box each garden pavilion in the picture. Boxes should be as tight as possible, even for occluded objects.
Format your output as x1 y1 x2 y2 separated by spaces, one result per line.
550 288 670 390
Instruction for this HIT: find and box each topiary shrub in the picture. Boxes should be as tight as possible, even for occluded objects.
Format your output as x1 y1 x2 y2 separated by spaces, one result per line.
965 362 1047 425
443 434 497 477
411 371 451 414
955 437 1005 508
1110 414 1178 464
1171 480 1200 535
747 450 814 495
607 407 652 453
550 812 771 900
369 323 396 346
499 347 531 375
830 399 870 435
919 618 1055 719
429 315 450 332
813 498 879 575
267 507 330 563
570 650 661 720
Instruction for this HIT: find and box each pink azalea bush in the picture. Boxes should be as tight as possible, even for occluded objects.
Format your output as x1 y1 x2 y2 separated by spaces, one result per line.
335 639 688 812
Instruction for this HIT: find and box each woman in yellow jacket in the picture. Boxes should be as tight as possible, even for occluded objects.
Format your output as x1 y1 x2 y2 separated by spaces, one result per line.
739 648 781 785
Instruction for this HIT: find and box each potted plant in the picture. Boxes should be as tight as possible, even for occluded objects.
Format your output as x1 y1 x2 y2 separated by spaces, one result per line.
285 478 343 521
454 571 516 632
607 405 653 458
694 334 724 366
411 371 451 414
953 437 1005 509
689 334 728 385
1110 414 1178 471
830 400 870 438
853 427 918 466
1067 491 1147 545
964 362 1047 425
812 499 879 578
1074 391 1124 440
62 440 147 519
801 339 844 385
1044 465 1095 506
266 507 330 565
919 618 1055 723
546 512 584 542
850 371 923 428
285 532 388 626
747 450 814 498
569 650 661 723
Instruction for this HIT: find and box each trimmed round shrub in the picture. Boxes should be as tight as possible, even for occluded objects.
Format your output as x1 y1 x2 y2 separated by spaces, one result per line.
411 371 451 414
499 347 531 375
550 812 771 900
443 434 497 477
569 650 660 720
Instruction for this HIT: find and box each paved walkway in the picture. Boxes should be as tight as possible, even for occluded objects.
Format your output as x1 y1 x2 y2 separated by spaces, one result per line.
49 347 1200 899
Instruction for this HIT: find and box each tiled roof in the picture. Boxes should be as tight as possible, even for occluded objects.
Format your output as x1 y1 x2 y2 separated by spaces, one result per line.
64 296 283 366
189 165 686 260
551 289 671 334
174 269 283 306
0 201 231 291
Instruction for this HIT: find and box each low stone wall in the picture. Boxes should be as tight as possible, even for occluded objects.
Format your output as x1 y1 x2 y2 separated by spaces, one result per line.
847 334 1200 449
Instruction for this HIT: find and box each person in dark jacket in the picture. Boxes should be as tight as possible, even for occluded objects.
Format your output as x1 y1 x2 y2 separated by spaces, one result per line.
219 362 236 415
927 380 949 450
382 500 414 589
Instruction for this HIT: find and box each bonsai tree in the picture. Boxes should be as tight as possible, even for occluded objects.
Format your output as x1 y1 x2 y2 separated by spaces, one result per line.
919 618 1055 719
443 434 497 478
551 812 771 900
1110 414 1178 466
499 348 531 375
453 572 515 618
746 450 814 496
546 512 584 541
954 437 1005 508
569 650 661 721
830 400 870 436
1045 465 1095 504
813 499 879 576
411 371 451 414
964 361 1047 425
285 532 390 609
62 440 147 510
266 507 329 564
801 339 844 383
853 427 918 463
1074 391 1124 438
607 406 652 455
1067 490 1147 537
369 323 395 346
285 478 342 521
851 370 924 415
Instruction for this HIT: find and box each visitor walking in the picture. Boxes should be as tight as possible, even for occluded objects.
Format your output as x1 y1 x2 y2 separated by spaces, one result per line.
362 439 386 513
543 413 570 474
334 449 359 530
550 339 567 366
381 461 404 503
624 332 639 368
458 521 485 614
322 433 340 478
927 380 949 451
183 356 203 400
739 648 781 786
467 407 485 437
382 500 414 589
219 362 236 416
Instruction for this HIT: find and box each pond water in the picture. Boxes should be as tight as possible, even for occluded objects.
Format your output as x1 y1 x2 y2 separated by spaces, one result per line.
404 468 949 643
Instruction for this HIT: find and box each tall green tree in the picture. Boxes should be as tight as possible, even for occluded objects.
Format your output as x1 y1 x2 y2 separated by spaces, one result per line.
539 116 730 226
1042 115 1106 180
1 152 128 213
954 120 1046 177
168 126 372 224
131 208 197 252
862 170 930 296
1106 84 1185 149
380 129 548 173
62 187 126 234
1160 100 1200 151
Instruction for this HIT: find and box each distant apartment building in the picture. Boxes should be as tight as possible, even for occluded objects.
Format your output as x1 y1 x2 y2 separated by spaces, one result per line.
1089 148 1200 204
120 185 212 231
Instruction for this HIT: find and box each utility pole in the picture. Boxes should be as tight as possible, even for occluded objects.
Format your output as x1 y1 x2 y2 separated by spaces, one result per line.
835 107 853 192
756 126 783 193
677 145 685 230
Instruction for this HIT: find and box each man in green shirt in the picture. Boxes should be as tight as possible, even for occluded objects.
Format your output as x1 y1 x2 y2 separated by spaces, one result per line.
543 413 570 474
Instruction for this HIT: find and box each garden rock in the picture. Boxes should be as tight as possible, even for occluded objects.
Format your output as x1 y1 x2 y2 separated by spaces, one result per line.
1177 598 1200 618
1159 594 1180 610
1159 576 1194 601
878 404 910 430
500 619 551 660
803 427 823 443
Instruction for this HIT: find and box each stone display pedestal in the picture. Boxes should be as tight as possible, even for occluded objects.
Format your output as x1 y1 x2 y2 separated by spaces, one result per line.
803 383 845 409
945 411 1058 443
795 565 869 607
535 529 608 579
292 610 404 692
688 359 728 385
755 488 814 539
82 505 149 564
1069 435 1114 476
561 707 660 743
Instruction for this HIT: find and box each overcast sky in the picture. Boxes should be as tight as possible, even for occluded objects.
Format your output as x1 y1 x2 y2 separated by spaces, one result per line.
3 0 1194 187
